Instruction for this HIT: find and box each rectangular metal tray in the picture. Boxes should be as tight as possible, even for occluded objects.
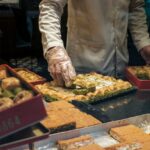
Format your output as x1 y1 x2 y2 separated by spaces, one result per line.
0 64 47 138
0 123 49 150
33 114 150 150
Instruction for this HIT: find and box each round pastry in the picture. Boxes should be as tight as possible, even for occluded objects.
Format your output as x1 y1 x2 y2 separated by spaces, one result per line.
1 77 21 90
0 97 13 111
14 90 33 104
0 69 8 80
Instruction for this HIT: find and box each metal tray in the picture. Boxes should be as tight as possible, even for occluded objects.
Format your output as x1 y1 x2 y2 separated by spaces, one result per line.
0 123 49 150
0 64 47 138
33 114 150 150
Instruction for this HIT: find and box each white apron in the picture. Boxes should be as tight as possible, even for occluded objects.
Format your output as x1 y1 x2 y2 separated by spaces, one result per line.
39 0 150 77
67 0 130 77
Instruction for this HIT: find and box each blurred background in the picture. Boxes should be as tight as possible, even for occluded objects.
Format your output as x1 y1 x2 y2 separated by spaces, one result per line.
0 0 149 78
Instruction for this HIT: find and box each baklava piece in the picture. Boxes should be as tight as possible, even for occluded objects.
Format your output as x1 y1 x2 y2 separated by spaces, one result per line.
0 97 13 111
41 111 76 133
74 144 105 150
58 135 94 150
1 77 21 90
43 101 101 131
109 124 147 142
105 142 142 150
14 90 33 104
46 100 75 111
0 69 8 80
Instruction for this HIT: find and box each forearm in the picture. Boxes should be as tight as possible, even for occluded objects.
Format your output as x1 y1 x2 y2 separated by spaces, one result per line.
39 0 67 56
129 0 150 51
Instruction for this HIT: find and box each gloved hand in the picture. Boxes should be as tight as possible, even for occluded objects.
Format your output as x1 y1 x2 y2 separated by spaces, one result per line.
140 45 150 65
46 46 76 87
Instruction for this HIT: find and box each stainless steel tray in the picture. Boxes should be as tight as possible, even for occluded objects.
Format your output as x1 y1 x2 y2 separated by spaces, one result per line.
33 114 150 150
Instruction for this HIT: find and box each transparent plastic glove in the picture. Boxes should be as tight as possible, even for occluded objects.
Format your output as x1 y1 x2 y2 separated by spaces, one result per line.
140 45 150 65
46 46 76 87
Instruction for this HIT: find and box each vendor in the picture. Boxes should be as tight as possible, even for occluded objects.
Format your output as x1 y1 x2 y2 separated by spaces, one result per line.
39 0 150 86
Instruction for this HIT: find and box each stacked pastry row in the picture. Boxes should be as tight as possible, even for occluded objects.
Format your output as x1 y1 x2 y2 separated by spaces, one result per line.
57 124 150 150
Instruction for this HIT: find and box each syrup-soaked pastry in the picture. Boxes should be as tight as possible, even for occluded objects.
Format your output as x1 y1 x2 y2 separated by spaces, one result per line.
1 77 21 90
0 97 13 111
0 69 8 80
14 90 33 104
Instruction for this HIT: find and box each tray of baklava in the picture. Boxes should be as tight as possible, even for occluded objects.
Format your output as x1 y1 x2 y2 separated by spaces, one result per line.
126 66 150 89
40 101 104 134
35 72 136 104
34 113 150 150
0 64 47 139
14 68 46 85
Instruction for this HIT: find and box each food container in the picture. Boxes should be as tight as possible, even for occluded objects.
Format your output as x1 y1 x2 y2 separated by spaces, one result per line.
14 68 46 85
34 114 150 150
125 67 150 89
0 123 49 150
0 64 47 138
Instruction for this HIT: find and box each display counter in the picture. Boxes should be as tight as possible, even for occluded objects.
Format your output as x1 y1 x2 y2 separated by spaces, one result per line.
1 66 149 150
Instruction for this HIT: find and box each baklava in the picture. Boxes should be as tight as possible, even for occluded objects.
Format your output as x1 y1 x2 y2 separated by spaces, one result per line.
58 135 94 150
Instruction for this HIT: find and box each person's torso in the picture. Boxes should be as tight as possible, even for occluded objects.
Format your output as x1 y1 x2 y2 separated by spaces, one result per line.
67 0 131 77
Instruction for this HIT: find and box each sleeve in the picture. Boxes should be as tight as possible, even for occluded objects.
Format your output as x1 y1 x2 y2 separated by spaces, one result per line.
39 0 67 56
129 0 150 51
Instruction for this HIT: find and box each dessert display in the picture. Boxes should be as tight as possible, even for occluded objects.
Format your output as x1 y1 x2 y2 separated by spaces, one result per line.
35 72 133 103
15 68 46 83
0 66 148 149
41 101 101 133
128 66 150 80
56 124 150 150
0 68 34 111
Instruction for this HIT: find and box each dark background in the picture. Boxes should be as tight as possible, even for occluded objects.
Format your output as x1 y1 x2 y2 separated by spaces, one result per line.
0 0 149 77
